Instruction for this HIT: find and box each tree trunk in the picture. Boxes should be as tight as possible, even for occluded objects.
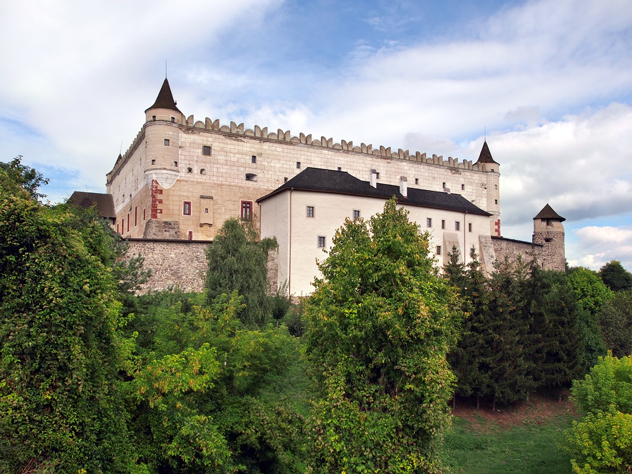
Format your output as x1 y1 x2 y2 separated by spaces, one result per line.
558 391 562 403
452 397 456 410
476 396 480 410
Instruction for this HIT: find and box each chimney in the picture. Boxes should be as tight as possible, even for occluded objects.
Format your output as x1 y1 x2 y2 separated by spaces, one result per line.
370 169 377 188
399 176 408 197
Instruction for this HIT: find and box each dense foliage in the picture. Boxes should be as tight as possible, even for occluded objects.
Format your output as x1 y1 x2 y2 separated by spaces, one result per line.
598 260 632 292
205 218 277 327
305 199 463 473
565 354 632 473
0 159 133 472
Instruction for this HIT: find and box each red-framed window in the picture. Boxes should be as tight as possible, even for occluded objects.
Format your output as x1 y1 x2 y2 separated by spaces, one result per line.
134 206 138 226
241 201 253 221
183 201 192 216
127 213 130 232
188 231 193 240
143 208 146 221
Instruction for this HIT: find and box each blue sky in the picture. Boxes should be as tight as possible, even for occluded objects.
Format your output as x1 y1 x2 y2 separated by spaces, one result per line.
1 0 631 269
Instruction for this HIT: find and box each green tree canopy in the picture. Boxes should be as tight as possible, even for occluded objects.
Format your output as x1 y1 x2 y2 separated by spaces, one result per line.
305 199 462 473
0 161 132 472
599 260 632 292
205 218 277 327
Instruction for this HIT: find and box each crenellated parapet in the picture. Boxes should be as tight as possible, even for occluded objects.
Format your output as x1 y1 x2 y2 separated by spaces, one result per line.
187 116 490 172
108 116 491 184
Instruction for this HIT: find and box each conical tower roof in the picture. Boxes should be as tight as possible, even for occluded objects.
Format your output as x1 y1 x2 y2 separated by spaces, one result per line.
474 141 498 165
534 204 565 222
145 78 182 114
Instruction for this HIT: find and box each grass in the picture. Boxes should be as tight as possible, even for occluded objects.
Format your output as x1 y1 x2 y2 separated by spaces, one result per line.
441 414 575 473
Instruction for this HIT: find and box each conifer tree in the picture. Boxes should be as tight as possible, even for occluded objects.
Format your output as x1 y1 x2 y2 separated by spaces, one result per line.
525 265 584 398
484 258 531 409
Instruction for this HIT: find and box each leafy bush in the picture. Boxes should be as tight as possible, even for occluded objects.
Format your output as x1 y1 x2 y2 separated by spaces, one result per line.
565 354 632 473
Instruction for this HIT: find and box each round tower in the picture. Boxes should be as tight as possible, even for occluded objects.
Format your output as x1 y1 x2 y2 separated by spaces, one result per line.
474 141 500 236
532 204 566 271
144 78 184 173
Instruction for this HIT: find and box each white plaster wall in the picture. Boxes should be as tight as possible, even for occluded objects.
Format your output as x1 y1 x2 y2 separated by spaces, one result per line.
264 190 493 297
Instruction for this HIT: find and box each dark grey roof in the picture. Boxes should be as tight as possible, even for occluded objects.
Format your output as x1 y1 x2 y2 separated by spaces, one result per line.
534 204 565 222
474 141 498 165
69 192 116 219
257 168 491 216
145 78 182 114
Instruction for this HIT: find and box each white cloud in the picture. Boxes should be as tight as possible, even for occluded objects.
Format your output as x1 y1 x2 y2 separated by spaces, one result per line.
570 226 632 270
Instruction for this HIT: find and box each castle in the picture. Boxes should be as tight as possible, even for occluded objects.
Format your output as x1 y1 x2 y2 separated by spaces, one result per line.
99 79 565 294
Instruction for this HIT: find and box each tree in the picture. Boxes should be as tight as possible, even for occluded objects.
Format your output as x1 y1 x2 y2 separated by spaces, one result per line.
0 163 133 472
305 199 462 473
564 354 632 473
205 218 277 327
599 260 632 292
0 156 49 199
568 267 610 369
598 290 632 358
525 267 584 395
446 248 491 409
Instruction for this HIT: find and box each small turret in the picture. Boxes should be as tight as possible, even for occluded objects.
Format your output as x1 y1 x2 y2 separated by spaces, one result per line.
533 204 566 271
475 141 501 236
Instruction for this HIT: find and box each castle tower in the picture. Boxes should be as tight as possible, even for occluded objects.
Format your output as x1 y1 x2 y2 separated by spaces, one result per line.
474 141 500 236
532 204 566 271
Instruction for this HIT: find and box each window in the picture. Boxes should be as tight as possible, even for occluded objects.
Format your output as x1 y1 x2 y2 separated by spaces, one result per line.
442 182 446 188
188 231 193 240
116 223 119 234
338 167 342 171
495 184 498 190
174 161 178 167
134 206 138 226
296 161 301 169
415 178 419 185
437 245 442 255
187 167 193 173
284 177 288 183
152 115 156 121
461 184 465 190
353 210 360 220
426 218 432 228
200 169 206 175
151 159 156 165
317 236 326 248
241 201 253 221
164 139 170 146
307 206 314 218
143 208 146 221
455 221 460 231
441 220 445 230
468 223 472 232
203 146 211 156
127 213 130 232
245 173 257 181
376 172 380 179
205 208 209 213
171 117 175 122
252 155 257 163
495 199 498 205
183 201 191 216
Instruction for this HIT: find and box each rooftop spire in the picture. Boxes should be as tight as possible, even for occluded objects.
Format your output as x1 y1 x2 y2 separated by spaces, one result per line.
474 140 498 165
145 78 182 114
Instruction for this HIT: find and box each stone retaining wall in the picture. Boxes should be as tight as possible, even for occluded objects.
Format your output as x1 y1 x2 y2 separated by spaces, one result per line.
125 239 279 294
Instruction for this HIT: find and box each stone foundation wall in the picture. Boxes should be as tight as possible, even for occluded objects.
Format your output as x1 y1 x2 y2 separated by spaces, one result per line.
125 239 279 294
491 236 542 268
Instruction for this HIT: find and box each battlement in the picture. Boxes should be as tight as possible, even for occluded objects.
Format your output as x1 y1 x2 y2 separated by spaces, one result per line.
107 115 493 184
